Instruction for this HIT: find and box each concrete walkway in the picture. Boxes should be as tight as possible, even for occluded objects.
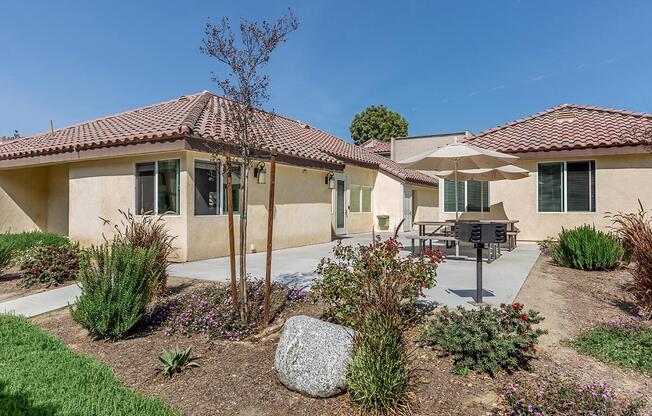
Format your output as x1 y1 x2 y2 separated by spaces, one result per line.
169 233 540 308
0 284 81 317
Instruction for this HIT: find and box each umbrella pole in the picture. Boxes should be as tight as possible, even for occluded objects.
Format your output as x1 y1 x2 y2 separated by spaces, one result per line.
454 159 460 257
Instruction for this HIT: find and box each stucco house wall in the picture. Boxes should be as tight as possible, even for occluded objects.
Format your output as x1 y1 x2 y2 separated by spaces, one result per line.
372 171 404 232
413 186 438 222
439 152 652 241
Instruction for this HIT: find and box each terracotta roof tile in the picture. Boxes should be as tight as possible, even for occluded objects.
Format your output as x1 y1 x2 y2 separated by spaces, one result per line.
0 92 437 187
467 104 652 153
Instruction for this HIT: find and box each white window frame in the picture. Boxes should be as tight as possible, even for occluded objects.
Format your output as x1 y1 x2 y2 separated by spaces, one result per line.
442 180 490 213
536 160 597 214
134 158 181 216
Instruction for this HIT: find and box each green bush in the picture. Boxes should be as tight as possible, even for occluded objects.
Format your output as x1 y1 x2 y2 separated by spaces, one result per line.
0 231 69 253
103 210 176 297
312 237 442 326
420 303 547 376
0 243 13 272
347 311 409 413
72 244 159 339
18 245 80 288
551 225 625 271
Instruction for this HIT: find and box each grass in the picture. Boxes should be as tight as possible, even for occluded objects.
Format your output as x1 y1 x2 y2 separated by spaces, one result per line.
569 326 652 376
0 315 177 416
0 231 69 253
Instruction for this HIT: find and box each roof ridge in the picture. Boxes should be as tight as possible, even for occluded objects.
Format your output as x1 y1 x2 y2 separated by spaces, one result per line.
470 103 652 142
179 92 212 134
20 92 207 140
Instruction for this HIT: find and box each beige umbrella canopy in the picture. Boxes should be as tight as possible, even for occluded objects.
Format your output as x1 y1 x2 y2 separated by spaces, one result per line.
399 141 518 171
399 140 520 257
436 165 530 182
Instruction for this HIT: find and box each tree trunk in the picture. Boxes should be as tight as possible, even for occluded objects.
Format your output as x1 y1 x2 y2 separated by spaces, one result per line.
225 158 238 314
263 151 277 325
239 162 250 322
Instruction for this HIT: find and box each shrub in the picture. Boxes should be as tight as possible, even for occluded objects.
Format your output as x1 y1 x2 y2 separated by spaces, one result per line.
492 374 647 416
420 303 546 376
610 202 652 317
0 231 69 253
72 243 159 339
569 322 652 376
18 245 80 288
551 225 624 271
102 210 175 297
158 346 199 378
312 237 443 326
347 311 410 413
0 243 13 272
148 279 308 340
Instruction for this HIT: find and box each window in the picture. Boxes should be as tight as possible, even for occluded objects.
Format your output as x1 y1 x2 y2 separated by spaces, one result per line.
443 180 488 212
136 159 179 215
193 160 241 216
349 185 372 213
195 160 219 215
537 161 596 213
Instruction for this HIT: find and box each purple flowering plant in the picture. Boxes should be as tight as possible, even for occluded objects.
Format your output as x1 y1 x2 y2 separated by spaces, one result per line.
147 279 308 341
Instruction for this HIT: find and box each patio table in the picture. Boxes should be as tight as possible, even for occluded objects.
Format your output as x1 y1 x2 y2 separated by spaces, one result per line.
413 220 456 252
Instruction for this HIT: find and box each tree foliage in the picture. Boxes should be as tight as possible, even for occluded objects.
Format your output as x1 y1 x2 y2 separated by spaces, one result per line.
350 105 408 145
201 10 298 322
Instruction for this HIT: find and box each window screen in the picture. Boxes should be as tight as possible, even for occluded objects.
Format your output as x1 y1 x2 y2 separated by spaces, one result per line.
361 187 372 212
157 160 180 215
195 160 219 215
538 162 564 212
222 164 241 214
136 162 155 215
466 181 489 212
567 161 596 212
444 180 466 212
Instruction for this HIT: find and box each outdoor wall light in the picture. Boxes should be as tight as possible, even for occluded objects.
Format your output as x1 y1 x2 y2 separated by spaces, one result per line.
325 171 335 189
254 161 267 184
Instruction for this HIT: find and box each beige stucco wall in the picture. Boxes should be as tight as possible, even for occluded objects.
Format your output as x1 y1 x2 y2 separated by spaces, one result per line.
413 186 438 222
0 165 70 234
186 152 332 261
0 166 49 233
372 171 404 232
68 152 188 261
343 165 375 235
440 153 652 241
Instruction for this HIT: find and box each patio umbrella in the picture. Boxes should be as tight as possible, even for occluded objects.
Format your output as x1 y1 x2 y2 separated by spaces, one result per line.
436 165 530 218
399 139 519 257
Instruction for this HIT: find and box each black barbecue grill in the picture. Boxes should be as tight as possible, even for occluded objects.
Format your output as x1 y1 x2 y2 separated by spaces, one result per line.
454 221 508 304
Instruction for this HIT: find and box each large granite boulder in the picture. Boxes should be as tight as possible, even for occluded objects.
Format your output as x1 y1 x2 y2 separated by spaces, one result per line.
275 315 354 398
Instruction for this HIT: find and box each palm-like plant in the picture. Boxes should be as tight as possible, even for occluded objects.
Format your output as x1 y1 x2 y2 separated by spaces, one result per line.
158 346 199 378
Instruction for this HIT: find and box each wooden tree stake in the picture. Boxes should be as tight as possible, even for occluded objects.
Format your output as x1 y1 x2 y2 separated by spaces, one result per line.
263 150 277 325
225 157 238 314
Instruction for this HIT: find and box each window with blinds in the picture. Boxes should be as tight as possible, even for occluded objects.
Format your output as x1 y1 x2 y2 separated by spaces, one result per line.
349 185 372 213
537 161 595 213
443 180 488 212
466 181 489 212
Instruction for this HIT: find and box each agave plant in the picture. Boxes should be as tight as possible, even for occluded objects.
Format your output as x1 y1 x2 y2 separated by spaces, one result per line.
158 345 199 378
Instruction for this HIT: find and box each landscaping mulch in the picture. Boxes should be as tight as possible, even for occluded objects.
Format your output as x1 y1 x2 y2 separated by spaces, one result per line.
516 255 652 410
31 258 652 415
0 267 76 302
33 277 507 416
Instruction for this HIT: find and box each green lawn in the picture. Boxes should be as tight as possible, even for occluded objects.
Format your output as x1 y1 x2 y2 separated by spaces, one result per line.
0 315 177 416
569 325 652 376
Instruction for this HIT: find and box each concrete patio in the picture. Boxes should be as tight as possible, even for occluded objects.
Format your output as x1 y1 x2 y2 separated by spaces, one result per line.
169 233 540 308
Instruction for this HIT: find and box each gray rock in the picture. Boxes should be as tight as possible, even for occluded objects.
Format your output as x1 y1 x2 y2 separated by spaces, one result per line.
275 315 354 398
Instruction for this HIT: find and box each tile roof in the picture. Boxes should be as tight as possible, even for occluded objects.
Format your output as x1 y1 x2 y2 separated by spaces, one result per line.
365 141 391 154
0 92 437 187
467 104 652 153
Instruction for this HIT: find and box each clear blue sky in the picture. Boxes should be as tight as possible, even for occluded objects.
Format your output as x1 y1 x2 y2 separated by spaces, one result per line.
2 1 651 140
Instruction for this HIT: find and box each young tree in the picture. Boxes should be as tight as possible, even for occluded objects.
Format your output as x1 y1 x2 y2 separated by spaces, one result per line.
201 10 299 322
350 105 408 145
